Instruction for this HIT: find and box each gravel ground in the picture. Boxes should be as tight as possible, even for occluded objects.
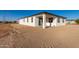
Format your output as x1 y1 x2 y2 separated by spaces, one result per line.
0 24 79 48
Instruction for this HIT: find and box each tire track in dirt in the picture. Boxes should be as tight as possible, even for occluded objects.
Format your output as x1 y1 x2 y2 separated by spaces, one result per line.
11 25 56 48
10 28 32 48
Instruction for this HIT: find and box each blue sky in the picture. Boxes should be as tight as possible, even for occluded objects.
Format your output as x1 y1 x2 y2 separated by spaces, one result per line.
0 10 79 21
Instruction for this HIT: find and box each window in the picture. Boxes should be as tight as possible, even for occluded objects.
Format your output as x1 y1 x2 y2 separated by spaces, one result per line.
62 19 64 23
48 18 53 27
31 17 33 22
48 18 53 23
57 18 60 23
23 19 25 22
27 17 28 22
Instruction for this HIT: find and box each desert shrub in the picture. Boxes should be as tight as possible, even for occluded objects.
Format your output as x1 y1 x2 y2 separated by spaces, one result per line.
67 22 71 24
0 21 3 23
75 19 79 24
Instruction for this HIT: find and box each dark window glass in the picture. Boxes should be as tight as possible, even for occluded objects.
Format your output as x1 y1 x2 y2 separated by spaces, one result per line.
63 19 64 23
49 18 53 23
31 17 33 22
57 18 60 23
27 17 28 22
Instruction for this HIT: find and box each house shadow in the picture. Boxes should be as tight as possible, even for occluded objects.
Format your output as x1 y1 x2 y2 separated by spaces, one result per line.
46 26 55 28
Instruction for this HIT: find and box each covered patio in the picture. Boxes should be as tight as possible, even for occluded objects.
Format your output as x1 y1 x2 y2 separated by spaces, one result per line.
36 13 56 29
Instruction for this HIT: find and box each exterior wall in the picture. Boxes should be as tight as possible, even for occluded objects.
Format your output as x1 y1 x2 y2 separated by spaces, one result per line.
18 19 24 24
46 17 66 27
18 13 66 28
18 16 36 27
55 17 66 26
45 14 57 27
34 17 39 27
51 17 58 26
46 17 57 27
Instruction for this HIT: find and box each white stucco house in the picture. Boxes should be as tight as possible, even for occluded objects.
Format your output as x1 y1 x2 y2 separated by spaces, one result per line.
18 12 66 29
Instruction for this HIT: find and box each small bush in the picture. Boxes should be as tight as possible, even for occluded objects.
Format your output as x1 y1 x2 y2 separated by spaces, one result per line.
75 19 79 24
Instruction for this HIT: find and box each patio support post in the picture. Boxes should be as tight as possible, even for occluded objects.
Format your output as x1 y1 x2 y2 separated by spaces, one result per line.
42 14 46 29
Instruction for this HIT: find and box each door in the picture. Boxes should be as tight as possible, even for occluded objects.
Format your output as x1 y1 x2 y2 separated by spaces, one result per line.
49 17 53 27
38 18 43 26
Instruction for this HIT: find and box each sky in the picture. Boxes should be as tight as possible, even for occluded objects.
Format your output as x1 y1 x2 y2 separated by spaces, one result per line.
0 10 79 21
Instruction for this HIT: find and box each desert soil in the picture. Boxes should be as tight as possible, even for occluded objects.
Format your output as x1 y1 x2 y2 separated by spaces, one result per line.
0 24 79 48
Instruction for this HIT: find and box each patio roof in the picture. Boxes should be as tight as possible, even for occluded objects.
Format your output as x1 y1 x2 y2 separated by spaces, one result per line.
18 12 66 20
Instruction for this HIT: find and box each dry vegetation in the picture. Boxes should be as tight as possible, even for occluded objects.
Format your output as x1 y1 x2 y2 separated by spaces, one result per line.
0 24 79 48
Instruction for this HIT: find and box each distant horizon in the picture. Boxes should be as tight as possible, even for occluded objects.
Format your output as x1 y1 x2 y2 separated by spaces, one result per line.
0 10 79 21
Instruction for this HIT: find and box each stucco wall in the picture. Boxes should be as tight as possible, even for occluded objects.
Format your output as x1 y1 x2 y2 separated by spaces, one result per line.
55 18 66 26
46 17 57 27
18 16 36 27
18 13 66 28
46 17 66 27
18 19 24 24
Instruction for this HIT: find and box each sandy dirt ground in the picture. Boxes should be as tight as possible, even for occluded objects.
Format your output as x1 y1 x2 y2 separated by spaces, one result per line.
0 24 79 48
